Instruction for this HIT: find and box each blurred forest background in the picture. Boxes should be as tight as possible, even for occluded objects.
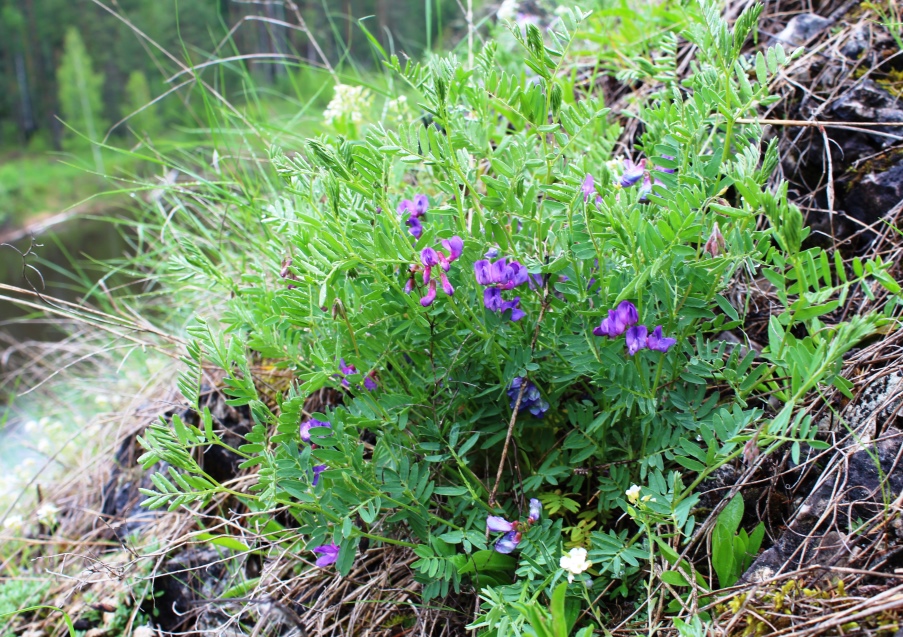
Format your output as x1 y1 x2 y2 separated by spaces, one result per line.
0 0 481 227
0 0 495 347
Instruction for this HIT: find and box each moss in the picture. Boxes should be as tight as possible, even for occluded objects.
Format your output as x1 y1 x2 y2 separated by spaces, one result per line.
716 579 903 636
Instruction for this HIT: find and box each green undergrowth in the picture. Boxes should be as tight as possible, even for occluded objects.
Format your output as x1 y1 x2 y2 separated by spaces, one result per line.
3 1 901 635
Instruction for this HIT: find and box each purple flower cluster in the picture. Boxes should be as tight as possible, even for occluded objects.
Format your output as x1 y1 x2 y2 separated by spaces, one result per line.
338 359 377 391
508 377 549 418
398 194 429 240
300 418 331 486
593 301 676 355
486 498 542 554
473 257 529 321
408 236 464 307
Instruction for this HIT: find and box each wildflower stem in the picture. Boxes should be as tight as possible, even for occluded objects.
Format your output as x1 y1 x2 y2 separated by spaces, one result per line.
488 287 550 507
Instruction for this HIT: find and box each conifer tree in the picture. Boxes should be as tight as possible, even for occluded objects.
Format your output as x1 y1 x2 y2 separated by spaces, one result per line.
57 27 105 170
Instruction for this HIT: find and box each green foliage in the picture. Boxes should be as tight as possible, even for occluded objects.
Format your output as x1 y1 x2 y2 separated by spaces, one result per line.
711 495 765 588
121 70 159 138
57 28 106 149
129 1 896 634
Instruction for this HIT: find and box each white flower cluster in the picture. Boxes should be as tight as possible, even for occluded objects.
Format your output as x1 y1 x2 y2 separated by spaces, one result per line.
497 0 519 21
384 95 410 126
323 84 373 127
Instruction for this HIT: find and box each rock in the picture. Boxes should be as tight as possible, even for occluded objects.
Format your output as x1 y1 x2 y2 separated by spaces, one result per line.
830 80 903 151
844 160 903 225
145 548 229 632
774 14 832 46
743 426 903 583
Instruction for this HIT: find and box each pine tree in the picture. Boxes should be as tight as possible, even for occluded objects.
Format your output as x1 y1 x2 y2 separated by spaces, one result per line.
122 70 158 138
57 27 105 170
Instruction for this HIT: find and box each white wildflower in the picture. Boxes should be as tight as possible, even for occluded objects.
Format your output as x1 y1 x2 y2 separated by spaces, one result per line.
559 547 593 583
3 514 25 534
625 484 641 504
323 84 373 127
497 0 519 21
36 502 59 527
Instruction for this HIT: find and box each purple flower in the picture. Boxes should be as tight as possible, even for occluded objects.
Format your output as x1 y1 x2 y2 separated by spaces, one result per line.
499 261 529 290
339 359 355 375
474 260 492 285
495 531 522 554
528 498 542 523
486 515 515 532
312 464 327 486
441 236 464 263
501 297 525 322
406 215 423 239
404 276 415 294
439 271 454 296
421 247 440 268
626 325 648 355
508 377 549 417
656 154 677 174
312 543 340 567
484 287 503 312
620 158 646 188
397 199 413 215
413 194 429 217
490 258 509 285
364 374 378 391
582 173 595 201
300 418 331 443
646 325 677 352
421 280 437 307
639 175 664 201
593 301 639 338
484 246 500 259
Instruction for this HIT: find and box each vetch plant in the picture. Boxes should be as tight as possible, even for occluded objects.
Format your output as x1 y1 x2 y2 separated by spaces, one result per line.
135 2 898 633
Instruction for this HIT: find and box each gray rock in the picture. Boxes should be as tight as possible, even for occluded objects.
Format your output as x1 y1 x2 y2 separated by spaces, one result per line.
775 14 832 46
845 160 903 224
743 426 903 583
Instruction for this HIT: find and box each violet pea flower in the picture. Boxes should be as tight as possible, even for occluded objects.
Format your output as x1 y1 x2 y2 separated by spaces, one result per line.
441 236 464 263
406 215 423 239
582 173 595 201
312 543 340 567
490 258 509 285
474 260 492 286
404 277 415 295
499 261 528 290
615 301 639 329
421 280 437 307
484 287 503 312
484 246 500 259
620 158 646 188
528 498 542 523
421 247 439 285
439 271 454 296
312 464 327 486
339 359 355 375
495 531 522 554
639 175 664 201
646 325 677 353
486 515 515 533
397 199 413 215
656 154 677 174
413 194 429 217
300 418 331 443
364 373 378 391
704 222 726 257
501 297 525 322
593 312 620 338
626 325 648 355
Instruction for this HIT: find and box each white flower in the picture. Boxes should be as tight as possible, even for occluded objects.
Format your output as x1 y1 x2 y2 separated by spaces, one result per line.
36 502 59 527
559 547 593 583
497 0 519 21
626 484 641 504
3 514 25 533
